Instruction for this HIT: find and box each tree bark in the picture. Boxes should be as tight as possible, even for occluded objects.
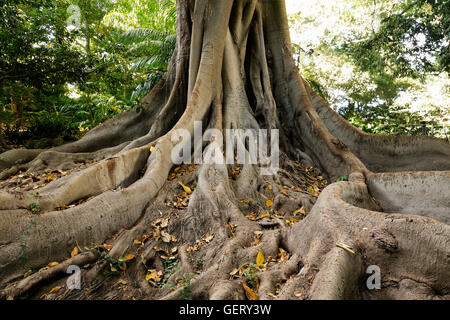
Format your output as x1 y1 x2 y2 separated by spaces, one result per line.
0 0 449 300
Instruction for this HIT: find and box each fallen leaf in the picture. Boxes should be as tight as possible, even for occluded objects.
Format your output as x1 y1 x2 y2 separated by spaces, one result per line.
161 230 171 243
265 199 273 207
178 181 192 195
280 189 289 197
242 283 258 300
23 270 32 278
49 286 62 294
230 268 240 277
145 269 163 284
47 261 59 268
294 290 303 298
117 279 127 285
160 218 169 228
150 146 155 153
336 242 356 255
6 296 13 300
71 246 79 257
103 243 113 251
293 206 307 216
203 233 214 243
256 251 265 267
267 184 272 190
119 254 135 262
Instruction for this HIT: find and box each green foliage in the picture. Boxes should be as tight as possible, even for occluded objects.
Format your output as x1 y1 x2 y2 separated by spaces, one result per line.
288 0 449 139
0 0 177 148
30 202 41 213
160 257 180 288
179 273 195 301
243 263 258 288
335 175 349 182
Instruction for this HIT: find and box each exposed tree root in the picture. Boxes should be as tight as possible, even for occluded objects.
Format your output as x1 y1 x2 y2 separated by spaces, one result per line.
0 0 449 300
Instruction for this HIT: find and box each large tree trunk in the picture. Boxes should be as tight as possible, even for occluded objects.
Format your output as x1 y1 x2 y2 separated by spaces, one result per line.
0 0 449 300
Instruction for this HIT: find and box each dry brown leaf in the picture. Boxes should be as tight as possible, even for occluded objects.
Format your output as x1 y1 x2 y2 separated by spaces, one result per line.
203 233 214 243
103 243 113 251
242 283 258 300
294 290 303 298
117 279 127 285
161 230 172 243
119 254 135 262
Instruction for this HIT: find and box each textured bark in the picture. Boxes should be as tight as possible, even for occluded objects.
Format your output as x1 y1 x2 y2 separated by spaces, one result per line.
0 0 449 300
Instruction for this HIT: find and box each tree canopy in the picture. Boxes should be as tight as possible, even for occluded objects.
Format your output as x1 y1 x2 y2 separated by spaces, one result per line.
0 0 448 148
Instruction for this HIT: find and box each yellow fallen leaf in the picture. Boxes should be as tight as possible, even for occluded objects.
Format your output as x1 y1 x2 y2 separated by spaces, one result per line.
23 270 32 278
280 189 289 197
7 296 14 300
293 206 307 216
256 251 265 267
117 279 127 285
265 199 273 207
178 181 192 195
242 283 258 300
49 286 62 294
47 176 53 182
150 146 155 153
71 246 79 257
267 184 272 190
47 261 59 268
145 269 163 283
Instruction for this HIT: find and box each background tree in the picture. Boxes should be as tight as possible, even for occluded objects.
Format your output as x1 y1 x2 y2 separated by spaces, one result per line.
288 0 449 138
